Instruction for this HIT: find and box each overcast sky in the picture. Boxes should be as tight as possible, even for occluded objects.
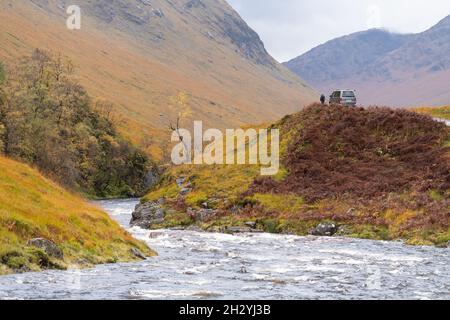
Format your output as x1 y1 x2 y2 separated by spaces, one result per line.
227 0 450 62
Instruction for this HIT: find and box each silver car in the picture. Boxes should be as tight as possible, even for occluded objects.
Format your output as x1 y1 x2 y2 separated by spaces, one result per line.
329 90 357 106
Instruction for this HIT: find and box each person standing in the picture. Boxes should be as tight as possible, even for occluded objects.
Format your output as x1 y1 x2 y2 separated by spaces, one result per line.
320 94 326 105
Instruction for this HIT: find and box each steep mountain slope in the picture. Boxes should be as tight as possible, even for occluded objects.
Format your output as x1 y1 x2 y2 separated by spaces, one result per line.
285 29 411 87
285 15 450 107
0 155 153 275
0 0 316 155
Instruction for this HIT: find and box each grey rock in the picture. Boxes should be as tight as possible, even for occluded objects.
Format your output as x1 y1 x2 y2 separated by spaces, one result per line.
149 232 164 239
144 169 159 189
239 266 248 274
152 8 164 18
185 0 206 10
311 222 339 237
176 177 186 187
130 202 165 229
130 248 146 260
180 187 192 196
194 209 217 222
244 221 257 229
220 12 275 66
28 238 63 259
154 208 165 219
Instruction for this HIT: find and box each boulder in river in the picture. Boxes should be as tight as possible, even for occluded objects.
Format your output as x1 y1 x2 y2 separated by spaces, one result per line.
311 222 338 237
27 238 64 259
130 202 165 229
149 232 164 239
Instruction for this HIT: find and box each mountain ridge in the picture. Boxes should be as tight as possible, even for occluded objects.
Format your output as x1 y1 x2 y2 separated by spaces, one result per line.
284 15 450 107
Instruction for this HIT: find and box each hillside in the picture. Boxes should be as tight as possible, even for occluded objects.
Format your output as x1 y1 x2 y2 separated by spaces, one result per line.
0 50 151 198
285 16 450 107
0 155 154 275
0 0 316 156
139 105 450 246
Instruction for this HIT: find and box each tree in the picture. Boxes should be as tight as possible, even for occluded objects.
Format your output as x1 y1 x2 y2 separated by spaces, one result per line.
168 91 192 132
168 91 192 162
0 61 5 84
0 49 151 197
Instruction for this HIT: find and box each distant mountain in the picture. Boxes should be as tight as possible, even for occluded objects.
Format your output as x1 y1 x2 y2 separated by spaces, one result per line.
0 0 316 154
285 15 450 107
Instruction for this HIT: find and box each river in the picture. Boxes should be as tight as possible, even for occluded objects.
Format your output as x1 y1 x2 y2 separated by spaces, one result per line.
0 199 448 300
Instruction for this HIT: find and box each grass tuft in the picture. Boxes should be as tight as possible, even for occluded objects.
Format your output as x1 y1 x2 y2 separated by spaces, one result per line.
0 156 155 274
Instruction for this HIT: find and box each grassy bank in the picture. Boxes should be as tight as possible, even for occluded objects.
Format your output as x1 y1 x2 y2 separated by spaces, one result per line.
143 105 450 246
0 156 155 275
413 106 450 120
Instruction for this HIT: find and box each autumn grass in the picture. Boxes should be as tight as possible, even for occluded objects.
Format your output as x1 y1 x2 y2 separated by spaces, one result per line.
145 164 260 209
0 156 155 275
412 106 450 120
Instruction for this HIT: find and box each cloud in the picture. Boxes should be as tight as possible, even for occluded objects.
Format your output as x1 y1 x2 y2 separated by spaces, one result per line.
227 0 450 62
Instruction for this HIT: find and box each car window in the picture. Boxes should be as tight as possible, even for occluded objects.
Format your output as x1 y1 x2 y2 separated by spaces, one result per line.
343 91 355 98
333 91 340 98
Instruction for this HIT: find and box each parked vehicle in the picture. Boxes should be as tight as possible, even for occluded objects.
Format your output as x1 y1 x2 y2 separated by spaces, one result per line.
329 90 357 106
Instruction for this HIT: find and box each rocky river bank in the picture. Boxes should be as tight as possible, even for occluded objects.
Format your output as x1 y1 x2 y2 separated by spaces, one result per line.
0 199 448 300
